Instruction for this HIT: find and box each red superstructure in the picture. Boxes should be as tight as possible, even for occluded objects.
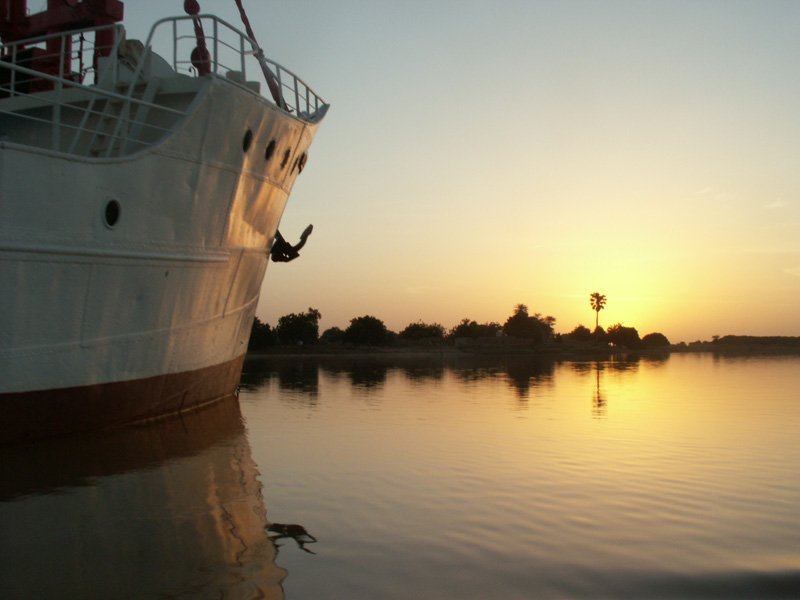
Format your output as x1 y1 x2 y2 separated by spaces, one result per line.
0 0 123 89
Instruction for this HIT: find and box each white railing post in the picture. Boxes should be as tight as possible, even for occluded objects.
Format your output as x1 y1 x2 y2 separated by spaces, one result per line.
239 33 246 77
212 17 219 75
52 32 66 151
172 19 178 71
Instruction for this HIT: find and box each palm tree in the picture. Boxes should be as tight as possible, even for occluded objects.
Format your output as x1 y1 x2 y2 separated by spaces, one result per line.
589 292 607 330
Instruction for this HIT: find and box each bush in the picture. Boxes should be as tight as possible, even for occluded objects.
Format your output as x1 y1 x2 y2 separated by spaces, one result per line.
320 326 345 344
276 307 321 345
642 332 670 348
248 317 276 351
448 319 502 340
606 323 641 348
565 324 593 341
399 321 445 342
345 315 391 345
503 304 555 343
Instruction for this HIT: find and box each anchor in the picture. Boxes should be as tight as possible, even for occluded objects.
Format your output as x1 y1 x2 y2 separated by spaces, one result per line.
270 224 313 262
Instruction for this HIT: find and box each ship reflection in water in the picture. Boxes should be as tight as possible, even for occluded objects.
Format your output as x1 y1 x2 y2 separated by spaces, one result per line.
0 397 286 599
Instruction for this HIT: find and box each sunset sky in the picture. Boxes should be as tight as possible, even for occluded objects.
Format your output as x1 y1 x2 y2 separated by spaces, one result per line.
128 1 800 342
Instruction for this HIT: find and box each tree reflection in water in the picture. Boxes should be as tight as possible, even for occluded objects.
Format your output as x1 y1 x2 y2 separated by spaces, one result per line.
567 354 670 417
241 357 320 396
241 353 673 416
503 358 556 402
593 362 607 418
244 355 563 409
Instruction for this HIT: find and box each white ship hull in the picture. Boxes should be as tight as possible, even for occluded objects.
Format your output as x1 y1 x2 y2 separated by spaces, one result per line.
0 8 326 441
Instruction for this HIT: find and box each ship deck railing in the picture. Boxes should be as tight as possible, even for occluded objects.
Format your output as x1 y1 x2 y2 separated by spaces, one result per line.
0 14 326 158
0 23 192 158
147 14 328 123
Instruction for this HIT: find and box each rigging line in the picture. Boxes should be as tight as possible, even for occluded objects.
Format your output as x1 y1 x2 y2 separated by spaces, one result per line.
231 0 287 110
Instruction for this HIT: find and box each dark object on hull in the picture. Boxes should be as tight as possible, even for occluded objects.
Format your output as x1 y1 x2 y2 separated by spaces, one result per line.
270 225 313 262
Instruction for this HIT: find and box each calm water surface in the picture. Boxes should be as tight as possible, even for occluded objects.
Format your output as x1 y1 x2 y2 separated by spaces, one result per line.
2 353 799 598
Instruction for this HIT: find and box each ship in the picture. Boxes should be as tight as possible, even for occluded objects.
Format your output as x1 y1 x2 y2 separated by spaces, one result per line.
0 0 328 443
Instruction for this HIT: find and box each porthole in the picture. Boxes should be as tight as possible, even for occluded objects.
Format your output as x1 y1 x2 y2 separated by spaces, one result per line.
265 139 276 161
242 129 253 152
280 148 290 169
104 200 121 228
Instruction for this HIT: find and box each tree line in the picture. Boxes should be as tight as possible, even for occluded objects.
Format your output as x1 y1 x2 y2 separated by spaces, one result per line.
248 296 670 351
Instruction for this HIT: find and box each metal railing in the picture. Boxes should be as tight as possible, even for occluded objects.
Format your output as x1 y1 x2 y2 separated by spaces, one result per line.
0 14 327 158
0 24 187 157
0 23 122 89
146 14 328 122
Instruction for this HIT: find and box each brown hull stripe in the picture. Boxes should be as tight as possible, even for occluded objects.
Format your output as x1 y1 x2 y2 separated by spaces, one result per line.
0 355 246 444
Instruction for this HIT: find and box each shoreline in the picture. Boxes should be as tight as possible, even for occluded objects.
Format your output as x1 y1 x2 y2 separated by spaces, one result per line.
246 337 800 360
